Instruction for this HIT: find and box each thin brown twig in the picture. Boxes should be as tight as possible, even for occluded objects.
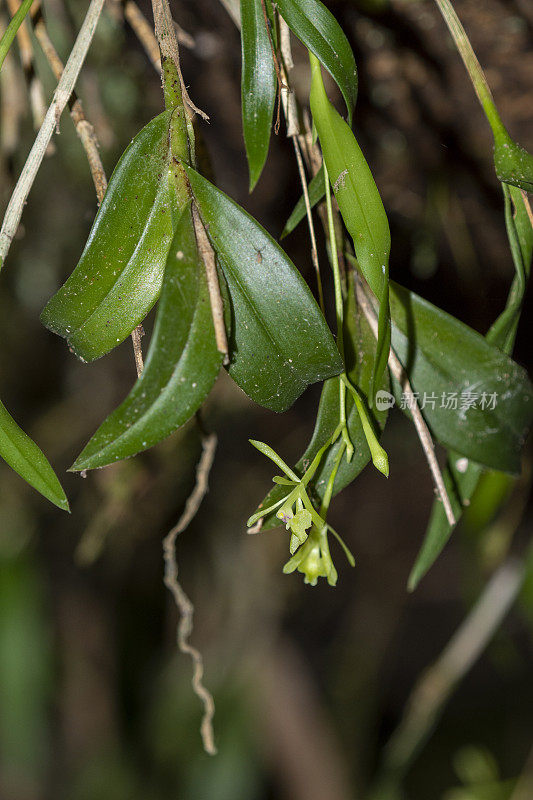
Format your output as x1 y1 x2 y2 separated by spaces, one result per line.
278 18 298 135
109 0 193 69
0 0 106 267
149 2 226 367
0 14 27 159
192 205 229 363
131 324 144 377
292 139 325 313
163 431 218 756
354 274 456 526
278 22 325 314
6 0 49 135
123 0 160 69
32 10 107 202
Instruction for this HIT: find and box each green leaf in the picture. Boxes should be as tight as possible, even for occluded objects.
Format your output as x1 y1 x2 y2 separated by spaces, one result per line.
494 131 533 193
255 278 389 530
281 165 325 238
409 187 533 589
41 111 179 362
70 203 222 471
389 280 532 475
241 0 277 190
276 0 357 123
0 399 69 511
309 54 390 397
0 0 34 71
184 164 343 412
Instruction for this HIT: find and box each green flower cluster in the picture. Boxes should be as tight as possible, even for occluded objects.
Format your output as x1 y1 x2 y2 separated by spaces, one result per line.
246 439 355 587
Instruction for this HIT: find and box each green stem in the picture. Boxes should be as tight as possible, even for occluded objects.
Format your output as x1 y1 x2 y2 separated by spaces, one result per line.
163 57 190 161
323 161 354 459
319 440 346 518
323 161 344 352
434 0 506 140
0 0 34 71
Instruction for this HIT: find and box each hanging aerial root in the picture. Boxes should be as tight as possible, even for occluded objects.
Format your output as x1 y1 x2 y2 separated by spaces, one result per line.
162 431 218 756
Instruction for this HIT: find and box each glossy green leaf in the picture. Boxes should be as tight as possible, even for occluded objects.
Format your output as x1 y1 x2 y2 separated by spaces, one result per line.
254 279 389 530
276 0 357 123
71 203 223 471
184 165 343 413
389 280 532 475
309 54 390 396
281 165 325 238
409 187 533 589
0 399 69 511
41 111 179 362
241 0 277 190
494 131 533 193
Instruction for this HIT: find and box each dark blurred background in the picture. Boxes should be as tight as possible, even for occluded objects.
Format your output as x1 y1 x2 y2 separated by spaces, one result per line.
1 0 532 798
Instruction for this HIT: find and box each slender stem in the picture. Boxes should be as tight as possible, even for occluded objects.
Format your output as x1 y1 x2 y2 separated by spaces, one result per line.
260 0 285 134
151 0 208 121
123 1 161 69
151 1 226 360
292 137 325 314
131 325 144 377
323 162 344 348
0 0 105 268
278 20 325 313
319 441 346 518
278 17 298 136
32 10 107 203
434 0 506 140
354 274 455 525
324 162 355 458
6 0 47 131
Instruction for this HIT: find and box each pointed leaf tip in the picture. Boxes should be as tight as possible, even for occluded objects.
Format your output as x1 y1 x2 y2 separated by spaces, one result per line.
1 399 70 511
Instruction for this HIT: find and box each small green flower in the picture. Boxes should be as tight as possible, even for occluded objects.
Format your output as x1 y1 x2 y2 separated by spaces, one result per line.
298 543 328 586
283 526 339 587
